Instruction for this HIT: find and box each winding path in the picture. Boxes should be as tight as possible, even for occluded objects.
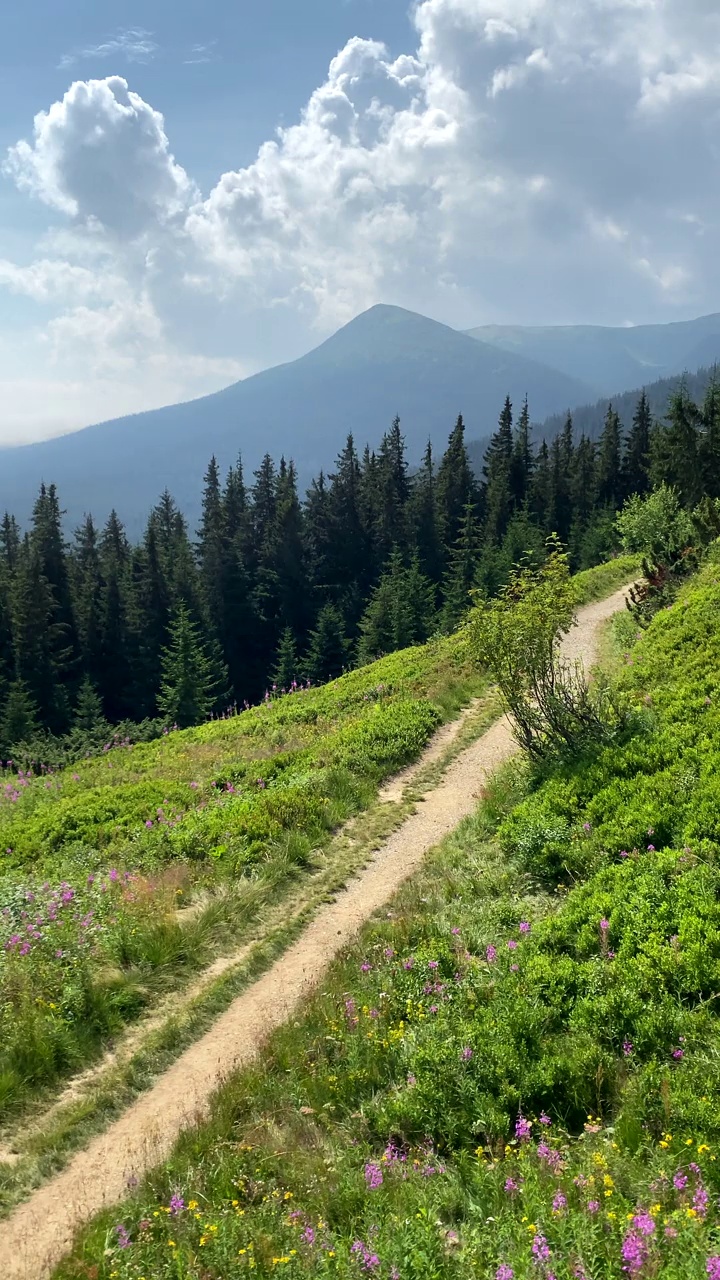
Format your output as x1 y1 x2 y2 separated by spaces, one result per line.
1 586 630 1279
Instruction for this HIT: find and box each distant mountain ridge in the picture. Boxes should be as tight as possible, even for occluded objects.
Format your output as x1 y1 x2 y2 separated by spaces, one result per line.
466 312 720 397
0 305 592 533
2 302 720 534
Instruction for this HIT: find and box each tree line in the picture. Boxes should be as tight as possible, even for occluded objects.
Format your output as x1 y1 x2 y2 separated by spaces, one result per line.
0 371 718 754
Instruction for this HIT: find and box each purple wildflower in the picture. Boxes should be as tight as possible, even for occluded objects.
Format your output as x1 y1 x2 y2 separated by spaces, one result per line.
461 1046 473 1061
694 1184 710 1218
707 1259 720 1280
623 1040 634 1057
486 944 497 963
115 1224 131 1249
507 939 518 950
364 1162 383 1190
587 1200 600 1214
169 1195 185 1215
552 1192 567 1213
532 1234 551 1263
496 1267 514 1280
515 1114 532 1142
674 1171 688 1190
504 1178 519 1195
672 1048 684 1060
539 1111 551 1126
519 921 531 934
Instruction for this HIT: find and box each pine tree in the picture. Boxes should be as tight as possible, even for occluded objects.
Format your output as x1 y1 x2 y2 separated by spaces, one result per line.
483 396 514 545
436 415 477 564
0 678 39 751
11 541 71 733
700 369 720 499
623 390 652 498
375 417 410 562
272 628 300 690
73 676 108 735
530 440 553 531
73 515 104 687
357 550 435 663
652 380 702 505
157 603 220 728
509 395 534 509
407 441 442 584
596 404 623 509
304 605 349 684
441 502 483 630
197 456 225 634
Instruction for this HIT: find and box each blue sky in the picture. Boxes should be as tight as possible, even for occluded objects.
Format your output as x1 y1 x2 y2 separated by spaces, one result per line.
1 0 719 443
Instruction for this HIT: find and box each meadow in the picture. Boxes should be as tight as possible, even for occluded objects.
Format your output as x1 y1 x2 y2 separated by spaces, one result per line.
50 555 720 1279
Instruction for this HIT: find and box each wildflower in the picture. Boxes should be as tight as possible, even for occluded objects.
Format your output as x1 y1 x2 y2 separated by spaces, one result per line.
115 1224 131 1249
515 1115 532 1142
647 844 656 852
461 1046 473 1061
496 1267 514 1280
403 958 414 970
360 963 372 973
504 1178 519 1195
539 1112 551 1126
507 939 518 950
510 963 519 971
600 918 610 932
623 1040 634 1057
451 927 461 936
384 947 395 959
428 960 439 970
532 1234 551 1263
552 1192 567 1213
519 921 531 934
587 1200 600 1214
621 1230 648 1274
673 1171 688 1190
486 945 497 963
302 1226 316 1245
364 1162 383 1190
169 1195 185 1215
665 1226 678 1238
694 1184 710 1218
672 1048 684 1060
632 1214 655 1236
707 1259 720 1280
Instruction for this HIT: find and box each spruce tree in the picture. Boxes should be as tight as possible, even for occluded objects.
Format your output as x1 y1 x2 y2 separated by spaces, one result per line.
74 676 108 735
436 415 477 565
596 404 623 509
652 380 702 505
700 369 720 499
442 501 483 630
623 390 652 498
407 441 442 584
0 678 39 752
304 604 349 684
483 396 514 545
509 395 534 509
272 627 300 690
157 603 220 728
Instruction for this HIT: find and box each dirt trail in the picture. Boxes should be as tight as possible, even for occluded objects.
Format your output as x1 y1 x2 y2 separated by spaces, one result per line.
0 587 629 1280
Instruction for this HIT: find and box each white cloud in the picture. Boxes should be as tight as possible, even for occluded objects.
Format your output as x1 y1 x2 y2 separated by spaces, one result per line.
59 28 158 70
4 77 196 235
3 0 720 442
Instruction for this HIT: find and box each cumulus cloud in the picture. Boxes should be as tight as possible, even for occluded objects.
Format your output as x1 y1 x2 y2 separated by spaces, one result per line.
4 77 196 235
3 0 720 440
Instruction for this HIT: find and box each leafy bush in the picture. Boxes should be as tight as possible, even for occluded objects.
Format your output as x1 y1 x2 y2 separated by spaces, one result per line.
469 540 626 761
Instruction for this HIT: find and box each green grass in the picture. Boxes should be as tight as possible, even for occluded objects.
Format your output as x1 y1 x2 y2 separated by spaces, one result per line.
50 559 720 1280
0 630 491 1125
571 553 642 605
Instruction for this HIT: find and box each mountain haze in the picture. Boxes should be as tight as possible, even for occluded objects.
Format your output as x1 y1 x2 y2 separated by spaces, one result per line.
466 312 720 397
0 305 592 533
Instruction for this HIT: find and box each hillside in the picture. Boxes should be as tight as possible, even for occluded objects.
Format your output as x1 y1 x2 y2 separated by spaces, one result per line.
467 311 720 397
43 551 720 1280
0 306 591 534
538 362 719 444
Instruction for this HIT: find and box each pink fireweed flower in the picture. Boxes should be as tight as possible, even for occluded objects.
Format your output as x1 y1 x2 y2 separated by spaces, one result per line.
539 1112 551 1126
587 1200 600 1213
507 939 518 951
486 945 497 963
496 1267 514 1280
364 1162 383 1190
674 1171 688 1190
532 1234 551 1263
707 1259 720 1280
552 1191 567 1213
515 1114 532 1142
600 918 610 932
519 921 531 934
460 1046 473 1061
623 1040 634 1056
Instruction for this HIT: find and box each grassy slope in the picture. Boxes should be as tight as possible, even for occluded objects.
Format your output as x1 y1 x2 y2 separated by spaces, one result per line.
51 555 720 1280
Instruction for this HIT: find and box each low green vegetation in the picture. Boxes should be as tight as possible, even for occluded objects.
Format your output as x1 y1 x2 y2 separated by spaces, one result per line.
54 557 720 1279
0 630 486 1121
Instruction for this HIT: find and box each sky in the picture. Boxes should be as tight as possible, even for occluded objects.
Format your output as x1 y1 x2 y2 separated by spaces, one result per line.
1 0 720 445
